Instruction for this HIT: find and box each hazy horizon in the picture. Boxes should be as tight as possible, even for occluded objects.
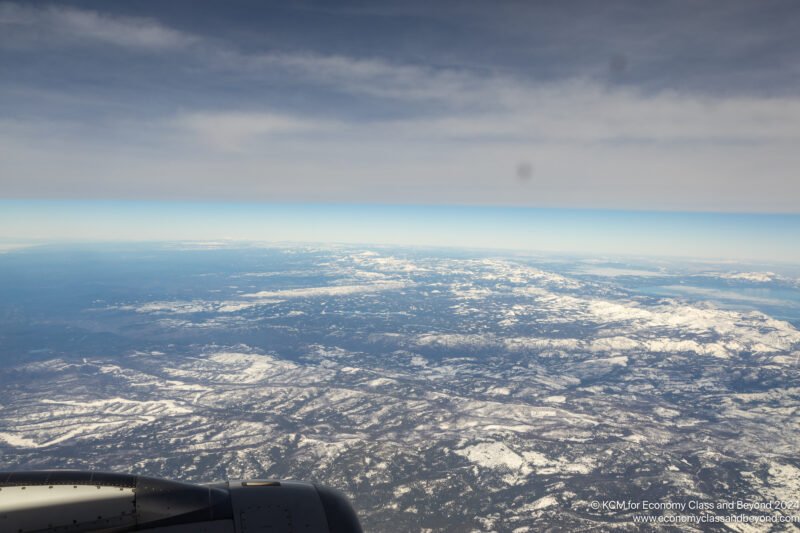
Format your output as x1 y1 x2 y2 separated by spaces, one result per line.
3 200 800 265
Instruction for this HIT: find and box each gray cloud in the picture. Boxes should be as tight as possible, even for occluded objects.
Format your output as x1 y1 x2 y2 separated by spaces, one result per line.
1 1 799 213
0 2 196 50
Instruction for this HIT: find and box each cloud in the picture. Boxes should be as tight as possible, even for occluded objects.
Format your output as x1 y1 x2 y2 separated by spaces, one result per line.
1 3 800 214
238 50 492 107
4 2 799 145
1 1 469 106
388 82 800 144
175 112 338 152
0 2 196 50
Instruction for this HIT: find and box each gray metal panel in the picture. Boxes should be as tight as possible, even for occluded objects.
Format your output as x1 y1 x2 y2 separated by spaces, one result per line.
0 472 232 532
135 475 231 524
139 519 236 532
0 472 361 532
0 484 136 532
228 480 329 533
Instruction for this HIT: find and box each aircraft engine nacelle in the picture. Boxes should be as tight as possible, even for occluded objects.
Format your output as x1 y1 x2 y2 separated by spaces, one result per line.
0 470 363 532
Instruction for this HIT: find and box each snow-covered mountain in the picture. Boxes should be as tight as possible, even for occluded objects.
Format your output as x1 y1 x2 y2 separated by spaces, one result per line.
1 245 799 531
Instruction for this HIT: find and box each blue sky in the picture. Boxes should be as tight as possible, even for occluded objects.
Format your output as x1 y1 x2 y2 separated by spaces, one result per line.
2 200 799 263
1 1 799 260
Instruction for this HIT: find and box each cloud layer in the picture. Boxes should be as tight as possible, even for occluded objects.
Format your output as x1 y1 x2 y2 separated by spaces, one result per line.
1 1 799 212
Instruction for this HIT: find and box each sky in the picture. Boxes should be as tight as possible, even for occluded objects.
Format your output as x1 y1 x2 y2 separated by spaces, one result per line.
2 200 799 264
1 1 799 260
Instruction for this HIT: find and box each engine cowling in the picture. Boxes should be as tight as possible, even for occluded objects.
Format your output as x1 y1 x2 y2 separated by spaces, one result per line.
0 470 363 532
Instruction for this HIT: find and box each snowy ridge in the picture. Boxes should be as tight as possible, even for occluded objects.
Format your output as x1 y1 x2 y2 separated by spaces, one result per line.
2 249 799 531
